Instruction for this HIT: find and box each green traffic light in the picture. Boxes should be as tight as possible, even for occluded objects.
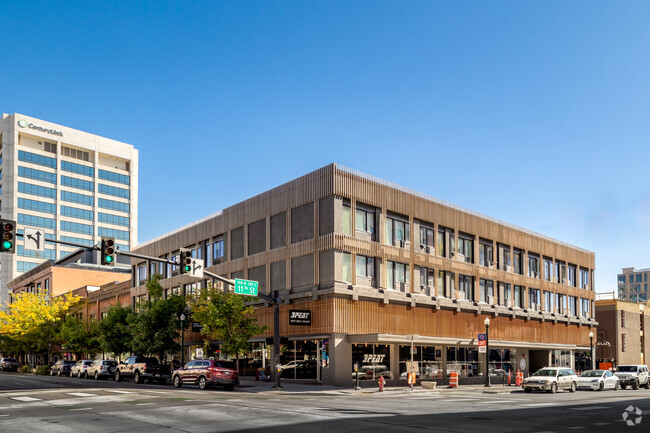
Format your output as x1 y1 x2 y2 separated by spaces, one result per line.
3 241 12 250
105 255 113 263
184 265 191 272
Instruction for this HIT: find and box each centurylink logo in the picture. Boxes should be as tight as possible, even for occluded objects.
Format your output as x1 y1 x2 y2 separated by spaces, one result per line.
622 405 643 426
17 120 27 128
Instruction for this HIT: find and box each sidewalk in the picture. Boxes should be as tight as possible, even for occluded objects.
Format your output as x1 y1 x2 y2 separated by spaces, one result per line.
237 378 521 396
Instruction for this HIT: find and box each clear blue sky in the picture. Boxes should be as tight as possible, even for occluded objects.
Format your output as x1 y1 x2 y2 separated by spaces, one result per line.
1 1 649 292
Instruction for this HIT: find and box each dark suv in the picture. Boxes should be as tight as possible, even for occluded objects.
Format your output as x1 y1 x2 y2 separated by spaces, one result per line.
172 360 238 390
50 360 75 376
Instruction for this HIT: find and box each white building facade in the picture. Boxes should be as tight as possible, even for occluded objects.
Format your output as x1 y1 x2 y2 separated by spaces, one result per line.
0 113 138 306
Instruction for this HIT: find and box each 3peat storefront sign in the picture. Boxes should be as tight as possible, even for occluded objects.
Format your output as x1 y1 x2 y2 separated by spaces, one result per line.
289 310 311 326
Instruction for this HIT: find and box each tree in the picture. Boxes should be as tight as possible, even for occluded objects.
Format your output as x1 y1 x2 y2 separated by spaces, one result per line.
128 275 186 361
0 292 80 365
99 304 133 360
190 284 267 375
59 316 102 358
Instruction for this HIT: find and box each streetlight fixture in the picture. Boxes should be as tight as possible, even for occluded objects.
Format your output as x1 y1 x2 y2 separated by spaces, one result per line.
180 313 186 367
484 317 491 388
589 331 594 370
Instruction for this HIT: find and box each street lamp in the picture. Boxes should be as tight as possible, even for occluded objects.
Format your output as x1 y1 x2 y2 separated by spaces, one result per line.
484 317 491 388
589 331 594 370
180 313 186 367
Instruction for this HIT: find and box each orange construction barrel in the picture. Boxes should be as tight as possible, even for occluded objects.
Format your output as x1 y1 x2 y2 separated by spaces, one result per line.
449 371 458 388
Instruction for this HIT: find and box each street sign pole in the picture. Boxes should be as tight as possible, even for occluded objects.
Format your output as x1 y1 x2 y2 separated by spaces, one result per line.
273 290 282 389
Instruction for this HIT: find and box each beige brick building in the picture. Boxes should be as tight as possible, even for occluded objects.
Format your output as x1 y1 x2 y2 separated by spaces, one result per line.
595 299 650 367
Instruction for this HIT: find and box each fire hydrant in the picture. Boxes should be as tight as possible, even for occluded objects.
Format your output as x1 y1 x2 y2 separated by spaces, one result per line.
378 375 385 392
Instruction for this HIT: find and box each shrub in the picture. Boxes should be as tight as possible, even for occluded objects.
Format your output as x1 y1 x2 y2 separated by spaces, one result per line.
19 364 32 373
34 365 50 375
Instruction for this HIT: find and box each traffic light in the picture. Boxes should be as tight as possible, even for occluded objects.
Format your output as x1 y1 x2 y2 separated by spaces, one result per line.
0 220 16 253
179 248 192 274
101 237 116 265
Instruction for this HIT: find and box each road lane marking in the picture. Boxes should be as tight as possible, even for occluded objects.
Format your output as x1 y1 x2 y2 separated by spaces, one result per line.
521 403 556 407
477 400 517 404
567 427 585 430
69 407 93 411
570 406 610 411
593 423 610 426
66 392 97 397
105 390 133 394
9 396 41 402
136 402 155 405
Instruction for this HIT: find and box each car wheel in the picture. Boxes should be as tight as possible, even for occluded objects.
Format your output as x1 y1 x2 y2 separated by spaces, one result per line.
57 370 62 377
115 370 121 382
644 381 650 389
598 381 604 391
134 371 141 384
70 370 74 378
84 371 88 379
615 381 620 390
633 379 639 390
569 382 576 393
198 376 207 390
94 372 99 380
621 384 627 389
173 375 182 388
549 382 557 393
524 388 533 393
77 371 82 379
50 369 54 376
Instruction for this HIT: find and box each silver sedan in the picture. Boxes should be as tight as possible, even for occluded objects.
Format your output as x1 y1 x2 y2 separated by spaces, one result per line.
578 370 620 391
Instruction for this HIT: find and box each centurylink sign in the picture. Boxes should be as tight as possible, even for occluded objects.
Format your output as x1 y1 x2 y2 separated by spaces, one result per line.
17 119 63 137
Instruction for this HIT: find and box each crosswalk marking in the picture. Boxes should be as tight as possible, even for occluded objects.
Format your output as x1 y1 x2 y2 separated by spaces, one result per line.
9 396 41 402
66 392 97 397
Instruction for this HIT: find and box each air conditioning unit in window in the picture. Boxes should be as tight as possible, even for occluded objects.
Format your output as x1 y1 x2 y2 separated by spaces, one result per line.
504 299 511 308
420 284 427 291
396 281 405 292
488 296 495 305
534 272 540 278
584 284 589 290
458 291 466 301
394 238 404 248
486 260 493 267
562 278 567 284
504 265 511 272
426 286 433 296
425 245 431 254
455 253 466 263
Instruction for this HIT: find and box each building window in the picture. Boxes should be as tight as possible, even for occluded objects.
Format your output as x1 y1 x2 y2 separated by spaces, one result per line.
543 258 553 281
387 261 409 291
62 146 90 161
513 249 523 275
529 288 541 310
19 213 56 229
355 205 375 235
18 197 56 214
386 215 409 247
17 261 38 272
637 273 643 283
419 224 434 251
98 226 129 241
62 160 94 177
98 212 130 227
580 269 590 289
580 298 590 318
457 234 473 263
438 270 454 298
18 166 57 184
98 198 129 213
18 182 56 199
356 255 375 280
61 175 94 191
479 279 494 304
568 265 576 287
568 296 577 316
98 169 130 185
137 265 147 283
44 278 49 295
419 267 435 291
544 291 554 312
18 150 57 169
514 285 525 308
60 235 93 246
499 282 512 306
459 275 474 301
61 206 94 221
629 274 634 283
342 252 352 283
479 240 493 267
622 333 626 352
528 254 540 278
498 244 511 271
342 201 352 236
99 183 130 199
621 310 625 328
556 261 567 284
62 190 94 207
213 238 224 262
437 229 446 258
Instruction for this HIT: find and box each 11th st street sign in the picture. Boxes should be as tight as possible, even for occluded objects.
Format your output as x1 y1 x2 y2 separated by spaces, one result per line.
234 279 258 296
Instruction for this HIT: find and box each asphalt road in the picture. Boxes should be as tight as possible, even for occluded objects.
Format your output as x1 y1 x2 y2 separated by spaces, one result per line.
1 372 649 432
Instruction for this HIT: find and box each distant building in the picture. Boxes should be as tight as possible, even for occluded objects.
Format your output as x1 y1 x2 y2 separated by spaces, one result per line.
617 267 649 302
595 298 650 367
0 112 138 308
70 280 131 322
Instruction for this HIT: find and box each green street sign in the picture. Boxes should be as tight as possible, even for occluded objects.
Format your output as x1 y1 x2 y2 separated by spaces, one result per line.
234 278 258 296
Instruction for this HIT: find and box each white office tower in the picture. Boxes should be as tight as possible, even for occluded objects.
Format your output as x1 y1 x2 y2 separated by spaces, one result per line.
0 113 138 307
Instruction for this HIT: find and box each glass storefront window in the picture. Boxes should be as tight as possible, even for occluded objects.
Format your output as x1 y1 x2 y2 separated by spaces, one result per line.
488 348 513 375
352 344 392 381
551 350 572 368
399 345 442 379
446 347 479 378
279 340 324 380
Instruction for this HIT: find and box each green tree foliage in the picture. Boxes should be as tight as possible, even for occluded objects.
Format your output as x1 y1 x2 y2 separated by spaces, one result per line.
128 274 186 361
59 316 101 358
191 284 267 369
99 304 133 360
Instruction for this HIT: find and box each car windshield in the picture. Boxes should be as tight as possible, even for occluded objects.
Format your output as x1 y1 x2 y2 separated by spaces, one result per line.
213 361 236 370
580 371 603 377
83 361 93 366
617 366 638 372
63 360 75 365
532 369 557 377
5 359 17 362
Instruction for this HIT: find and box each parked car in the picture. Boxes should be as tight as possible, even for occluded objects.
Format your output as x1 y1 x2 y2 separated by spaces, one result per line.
352 365 394 380
522 367 578 393
172 359 238 390
85 360 117 380
0 358 19 372
614 365 650 390
70 360 94 378
50 360 75 376
578 370 620 391
115 355 171 384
